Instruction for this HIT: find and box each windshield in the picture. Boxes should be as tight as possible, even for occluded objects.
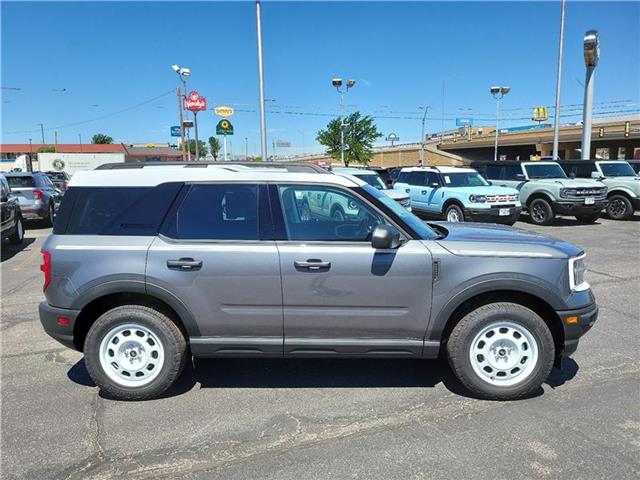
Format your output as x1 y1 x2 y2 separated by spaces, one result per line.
524 163 567 179
361 184 438 240
7 176 35 188
599 162 637 177
443 172 489 187
355 173 387 190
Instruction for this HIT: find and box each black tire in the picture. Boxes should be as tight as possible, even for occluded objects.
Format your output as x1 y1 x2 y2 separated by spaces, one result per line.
444 203 465 222
575 212 600 224
331 205 345 221
43 203 55 227
606 194 633 220
8 215 24 245
84 305 188 401
528 198 554 226
447 302 555 401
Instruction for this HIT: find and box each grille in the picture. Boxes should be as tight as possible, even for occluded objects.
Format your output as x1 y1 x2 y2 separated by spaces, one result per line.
486 194 519 203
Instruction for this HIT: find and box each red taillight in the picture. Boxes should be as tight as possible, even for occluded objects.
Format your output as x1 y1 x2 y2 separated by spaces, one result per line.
33 188 43 200
62 181 68 190
40 250 51 291
57 316 70 326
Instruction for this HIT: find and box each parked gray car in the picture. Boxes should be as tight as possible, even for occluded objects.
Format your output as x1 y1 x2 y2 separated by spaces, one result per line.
39 167 597 401
5 172 60 226
0 174 25 244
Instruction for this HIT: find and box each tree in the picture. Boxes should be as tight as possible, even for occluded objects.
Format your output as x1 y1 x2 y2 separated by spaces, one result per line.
316 111 382 166
37 146 55 153
208 136 221 161
92 133 113 144
185 139 208 159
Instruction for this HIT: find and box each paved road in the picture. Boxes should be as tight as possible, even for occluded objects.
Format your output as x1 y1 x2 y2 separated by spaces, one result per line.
2 216 639 479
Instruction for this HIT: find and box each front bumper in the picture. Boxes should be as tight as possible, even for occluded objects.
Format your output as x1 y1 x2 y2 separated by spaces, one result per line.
39 302 81 350
556 302 598 357
553 200 608 215
464 206 522 224
631 197 640 210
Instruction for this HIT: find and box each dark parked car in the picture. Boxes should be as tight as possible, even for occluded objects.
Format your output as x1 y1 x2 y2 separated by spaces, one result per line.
0 174 24 244
5 172 60 226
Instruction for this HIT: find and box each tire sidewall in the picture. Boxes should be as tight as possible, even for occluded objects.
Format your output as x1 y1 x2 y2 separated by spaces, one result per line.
529 198 553 225
445 204 464 222
448 304 554 400
607 194 632 220
84 307 185 400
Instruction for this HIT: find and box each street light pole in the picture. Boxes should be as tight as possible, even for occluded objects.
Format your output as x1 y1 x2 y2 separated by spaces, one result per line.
37 123 45 144
490 86 510 162
245 137 249 160
552 0 566 160
176 87 186 161
172 64 192 161
256 0 268 161
419 105 430 166
581 30 600 160
332 78 355 166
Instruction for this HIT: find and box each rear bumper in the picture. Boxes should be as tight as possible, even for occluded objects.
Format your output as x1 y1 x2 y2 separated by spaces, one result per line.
553 200 607 215
556 302 598 356
20 203 48 220
464 206 522 224
39 302 80 351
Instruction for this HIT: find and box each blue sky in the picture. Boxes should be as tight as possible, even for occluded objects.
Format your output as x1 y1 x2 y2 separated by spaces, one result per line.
2 1 639 156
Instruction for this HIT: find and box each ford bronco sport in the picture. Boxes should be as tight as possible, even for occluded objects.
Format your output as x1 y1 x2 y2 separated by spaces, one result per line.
39 166 598 401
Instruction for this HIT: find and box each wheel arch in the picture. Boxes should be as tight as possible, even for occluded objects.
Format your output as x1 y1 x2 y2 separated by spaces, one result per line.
442 198 465 217
437 289 564 361
607 188 635 200
526 191 555 208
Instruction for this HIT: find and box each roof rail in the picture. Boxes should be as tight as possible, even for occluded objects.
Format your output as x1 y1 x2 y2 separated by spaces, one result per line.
95 161 331 174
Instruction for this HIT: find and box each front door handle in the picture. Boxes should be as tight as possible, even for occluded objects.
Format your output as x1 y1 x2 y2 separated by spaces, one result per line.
421 190 428 195
167 258 203 271
294 259 331 271
405 188 410 193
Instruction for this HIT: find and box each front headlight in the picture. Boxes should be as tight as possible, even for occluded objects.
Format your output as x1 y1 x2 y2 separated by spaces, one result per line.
469 194 487 203
560 188 577 198
569 254 589 291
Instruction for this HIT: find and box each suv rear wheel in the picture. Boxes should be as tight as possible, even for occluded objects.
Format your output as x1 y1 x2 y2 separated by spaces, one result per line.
84 305 187 400
606 194 633 220
528 198 554 226
43 203 55 227
447 302 554 400
8 215 24 244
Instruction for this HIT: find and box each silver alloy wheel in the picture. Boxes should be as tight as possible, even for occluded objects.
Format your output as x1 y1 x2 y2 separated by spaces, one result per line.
446 208 461 222
469 321 539 387
99 323 165 387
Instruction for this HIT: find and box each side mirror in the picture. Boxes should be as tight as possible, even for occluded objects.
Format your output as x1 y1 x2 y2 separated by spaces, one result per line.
591 171 604 179
371 225 402 249
515 173 526 180
569 172 577 179
486 180 493 185
429 182 440 189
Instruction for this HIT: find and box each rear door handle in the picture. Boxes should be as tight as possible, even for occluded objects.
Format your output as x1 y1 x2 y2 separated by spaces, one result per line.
421 190 428 195
294 259 331 271
167 258 203 271
405 188 410 193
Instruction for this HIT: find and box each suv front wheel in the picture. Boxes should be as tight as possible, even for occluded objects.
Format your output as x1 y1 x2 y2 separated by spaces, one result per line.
528 198 554 226
447 302 555 400
84 305 187 400
606 194 633 220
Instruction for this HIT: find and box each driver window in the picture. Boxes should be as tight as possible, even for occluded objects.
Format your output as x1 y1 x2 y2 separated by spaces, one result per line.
277 184 385 242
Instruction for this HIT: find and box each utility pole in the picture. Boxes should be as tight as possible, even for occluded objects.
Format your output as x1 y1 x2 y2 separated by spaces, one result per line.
245 137 249 160
37 123 45 144
256 0 268 161
176 87 186 161
78 133 82 152
419 106 430 166
54 131 58 152
581 30 600 160
552 0 566 160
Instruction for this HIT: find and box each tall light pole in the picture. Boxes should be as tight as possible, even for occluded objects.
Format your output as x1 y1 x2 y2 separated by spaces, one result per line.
490 86 510 162
37 123 45 144
419 105 430 166
245 137 249 160
552 0 566 160
332 78 355 166
172 64 192 161
581 30 600 160
256 0 268 161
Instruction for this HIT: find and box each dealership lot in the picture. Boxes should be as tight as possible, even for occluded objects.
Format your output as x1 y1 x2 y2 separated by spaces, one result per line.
1 216 639 479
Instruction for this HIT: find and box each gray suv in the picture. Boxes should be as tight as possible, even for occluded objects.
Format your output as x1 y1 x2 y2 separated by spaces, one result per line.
39 167 598 401
5 171 60 226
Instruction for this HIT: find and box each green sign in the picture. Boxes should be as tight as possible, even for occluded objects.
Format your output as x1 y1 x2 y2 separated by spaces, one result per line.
216 119 234 135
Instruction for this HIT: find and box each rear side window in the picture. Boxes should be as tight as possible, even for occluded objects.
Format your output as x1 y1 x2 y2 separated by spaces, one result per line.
408 171 427 186
57 183 182 235
484 165 501 179
397 171 410 183
175 184 259 240
7 176 35 188
503 165 523 180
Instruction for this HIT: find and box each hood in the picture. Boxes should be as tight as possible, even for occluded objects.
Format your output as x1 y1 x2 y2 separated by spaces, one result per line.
447 185 519 196
382 189 409 200
429 221 582 259
534 178 604 188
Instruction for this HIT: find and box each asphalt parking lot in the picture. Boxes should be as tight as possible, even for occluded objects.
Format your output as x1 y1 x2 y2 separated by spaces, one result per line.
2 215 639 480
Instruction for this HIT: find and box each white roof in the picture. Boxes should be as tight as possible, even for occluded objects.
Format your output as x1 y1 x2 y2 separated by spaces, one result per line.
69 166 363 188
400 166 476 173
